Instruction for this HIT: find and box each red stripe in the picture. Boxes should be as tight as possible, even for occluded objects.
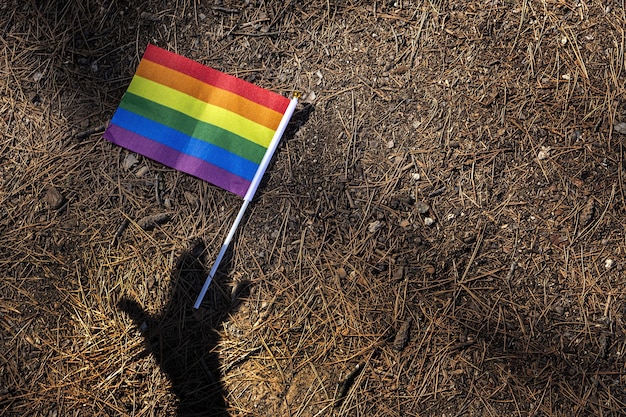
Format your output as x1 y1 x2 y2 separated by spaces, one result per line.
143 44 290 114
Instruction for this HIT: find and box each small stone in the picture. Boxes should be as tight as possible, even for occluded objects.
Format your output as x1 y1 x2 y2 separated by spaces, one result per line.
399 219 411 228
135 165 149 177
368 220 383 233
386 140 395 149
336 267 347 280
411 173 421 181
416 201 429 214
537 146 551 160
424 217 435 226
123 154 139 170
303 90 316 103
45 187 65 210
349 270 367 286
615 122 626 135
605 259 614 270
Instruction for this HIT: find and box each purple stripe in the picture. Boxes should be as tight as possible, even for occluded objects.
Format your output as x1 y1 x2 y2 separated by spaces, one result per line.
104 124 251 197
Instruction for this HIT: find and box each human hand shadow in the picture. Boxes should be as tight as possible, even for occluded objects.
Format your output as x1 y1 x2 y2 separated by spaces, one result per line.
118 239 237 417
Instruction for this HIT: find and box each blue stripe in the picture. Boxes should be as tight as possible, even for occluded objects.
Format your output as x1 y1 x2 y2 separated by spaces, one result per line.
111 107 259 181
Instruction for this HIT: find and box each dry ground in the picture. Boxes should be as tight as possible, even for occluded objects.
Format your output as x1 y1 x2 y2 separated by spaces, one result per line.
2 0 626 416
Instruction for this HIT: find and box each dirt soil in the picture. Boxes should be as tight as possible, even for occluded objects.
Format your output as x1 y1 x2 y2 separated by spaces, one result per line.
2 1 626 416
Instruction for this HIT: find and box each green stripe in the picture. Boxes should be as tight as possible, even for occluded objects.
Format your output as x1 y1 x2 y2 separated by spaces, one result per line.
129 76 275 147
119 92 267 164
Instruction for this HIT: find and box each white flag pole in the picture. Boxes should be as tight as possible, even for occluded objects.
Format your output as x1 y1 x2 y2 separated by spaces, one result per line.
194 98 298 309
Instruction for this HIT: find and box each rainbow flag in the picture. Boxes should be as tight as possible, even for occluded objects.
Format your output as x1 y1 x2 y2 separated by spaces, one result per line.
104 44 296 199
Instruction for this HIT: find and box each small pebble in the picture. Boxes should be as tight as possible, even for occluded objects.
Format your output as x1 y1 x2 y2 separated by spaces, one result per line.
411 173 421 181
537 146 551 160
605 259 614 270
615 122 626 135
416 201 429 214
45 187 65 210
135 165 149 177
123 154 139 170
424 217 435 226
368 220 383 233
336 267 347 280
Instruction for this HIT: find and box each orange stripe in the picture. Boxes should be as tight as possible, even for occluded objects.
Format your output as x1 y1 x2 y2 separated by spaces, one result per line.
136 59 285 131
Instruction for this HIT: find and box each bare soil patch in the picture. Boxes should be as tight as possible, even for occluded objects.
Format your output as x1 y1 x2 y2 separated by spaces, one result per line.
2 1 626 416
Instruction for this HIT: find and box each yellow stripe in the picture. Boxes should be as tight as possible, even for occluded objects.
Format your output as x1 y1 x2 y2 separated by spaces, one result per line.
136 59 285 130
128 76 275 148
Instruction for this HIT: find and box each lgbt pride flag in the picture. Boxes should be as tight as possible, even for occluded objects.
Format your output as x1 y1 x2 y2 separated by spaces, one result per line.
104 45 297 308
104 44 297 200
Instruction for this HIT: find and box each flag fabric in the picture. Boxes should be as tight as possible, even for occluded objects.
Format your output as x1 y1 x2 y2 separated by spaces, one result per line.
104 44 294 198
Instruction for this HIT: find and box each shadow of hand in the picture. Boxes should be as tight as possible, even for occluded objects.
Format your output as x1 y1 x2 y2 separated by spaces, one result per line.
118 240 231 417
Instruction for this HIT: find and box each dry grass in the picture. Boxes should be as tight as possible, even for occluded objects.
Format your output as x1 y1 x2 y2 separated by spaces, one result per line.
2 0 626 416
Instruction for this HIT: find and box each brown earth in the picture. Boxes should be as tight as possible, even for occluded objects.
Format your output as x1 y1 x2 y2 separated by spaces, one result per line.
2 1 626 416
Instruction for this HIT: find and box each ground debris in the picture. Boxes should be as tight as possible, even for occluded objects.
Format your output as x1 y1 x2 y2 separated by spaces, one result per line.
393 319 411 352
4 2 626 416
45 187 65 210
334 362 364 408
368 220 383 233
392 266 404 281
112 218 130 244
137 213 171 230
123 154 139 170
579 198 595 228
140 11 161 22
416 201 429 214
